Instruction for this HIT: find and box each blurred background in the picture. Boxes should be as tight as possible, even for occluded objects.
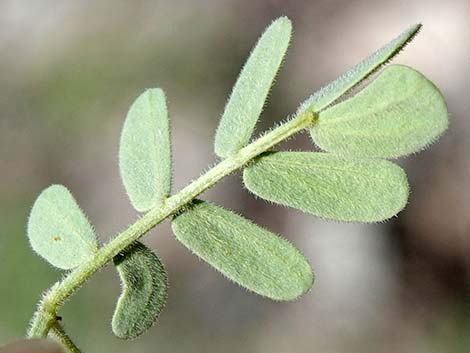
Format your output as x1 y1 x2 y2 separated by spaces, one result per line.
0 0 468 352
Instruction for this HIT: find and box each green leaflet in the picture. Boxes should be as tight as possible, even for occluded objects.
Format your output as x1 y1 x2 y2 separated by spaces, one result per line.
214 17 292 158
171 200 314 301
243 152 409 222
310 65 448 158
297 24 421 115
119 88 172 212
112 242 168 340
27 185 98 269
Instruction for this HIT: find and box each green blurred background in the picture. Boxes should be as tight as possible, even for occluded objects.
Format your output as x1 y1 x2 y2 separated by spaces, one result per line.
1 1 469 352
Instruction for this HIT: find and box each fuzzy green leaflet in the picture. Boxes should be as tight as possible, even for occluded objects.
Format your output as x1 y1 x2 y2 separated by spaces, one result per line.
172 200 314 300
297 24 421 115
27 185 98 270
112 242 168 339
310 65 448 158
244 152 409 222
119 88 172 212
214 17 292 158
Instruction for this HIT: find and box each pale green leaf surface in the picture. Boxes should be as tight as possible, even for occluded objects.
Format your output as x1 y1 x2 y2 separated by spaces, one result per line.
171 200 313 301
119 88 172 212
214 17 292 158
27 185 98 269
297 24 421 115
311 65 448 158
112 242 168 340
243 152 409 222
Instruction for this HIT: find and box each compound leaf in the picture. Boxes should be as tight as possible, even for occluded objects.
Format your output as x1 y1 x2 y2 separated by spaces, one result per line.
214 16 292 158
27 185 98 269
112 242 168 340
310 65 448 158
171 200 313 301
119 88 172 212
297 24 421 115
243 152 409 222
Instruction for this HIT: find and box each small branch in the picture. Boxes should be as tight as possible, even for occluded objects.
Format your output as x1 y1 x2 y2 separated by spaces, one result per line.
28 111 317 337
50 321 82 353
28 310 56 338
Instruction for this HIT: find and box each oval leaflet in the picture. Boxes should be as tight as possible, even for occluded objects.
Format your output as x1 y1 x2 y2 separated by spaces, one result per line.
310 65 448 158
119 88 172 212
243 152 409 222
27 185 98 270
214 17 292 158
171 200 314 301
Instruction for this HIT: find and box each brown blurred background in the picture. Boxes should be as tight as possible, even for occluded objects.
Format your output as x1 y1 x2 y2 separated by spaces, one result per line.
0 1 469 352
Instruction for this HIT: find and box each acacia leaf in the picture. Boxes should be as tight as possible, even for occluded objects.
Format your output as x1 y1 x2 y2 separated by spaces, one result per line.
119 88 172 212
27 185 98 269
112 242 168 340
243 152 409 222
297 24 421 115
171 200 313 301
310 65 448 158
214 16 292 158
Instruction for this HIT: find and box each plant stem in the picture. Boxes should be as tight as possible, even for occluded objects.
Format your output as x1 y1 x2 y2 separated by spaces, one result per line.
50 322 82 353
28 111 316 338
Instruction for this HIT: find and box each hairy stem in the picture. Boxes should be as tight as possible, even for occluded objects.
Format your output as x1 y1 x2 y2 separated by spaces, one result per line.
50 322 82 353
28 111 316 339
